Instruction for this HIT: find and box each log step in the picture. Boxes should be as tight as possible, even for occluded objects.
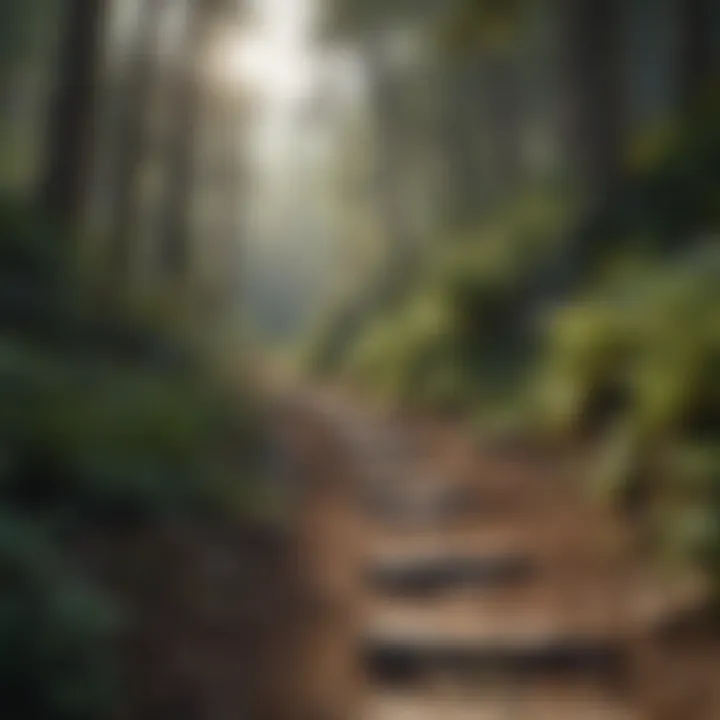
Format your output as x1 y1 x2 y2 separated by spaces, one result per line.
367 551 536 596
364 688 637 719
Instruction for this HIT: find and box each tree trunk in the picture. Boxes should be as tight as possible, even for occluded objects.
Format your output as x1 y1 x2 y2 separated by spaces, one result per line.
38 0 107 228
201 84 244 318
363 35 418 299
440 55 486 231
216 92 244 313
157 0 216 281
483 48 522 203
106 0 166 283
679 0 715 106
560 0 625 195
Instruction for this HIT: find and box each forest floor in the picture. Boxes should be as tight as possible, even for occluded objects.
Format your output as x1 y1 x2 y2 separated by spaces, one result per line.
106 379 720 719
265 382 720 720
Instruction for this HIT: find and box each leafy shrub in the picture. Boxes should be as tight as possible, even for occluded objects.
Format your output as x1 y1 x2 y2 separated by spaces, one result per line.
0 194 257 524
0 512 121 720
0 195 263 719
0 335 257 524
302 293 371 378
346 291 467 409
535 246 720 436
571 91 720 280
534 247 720 575
335 189 573 413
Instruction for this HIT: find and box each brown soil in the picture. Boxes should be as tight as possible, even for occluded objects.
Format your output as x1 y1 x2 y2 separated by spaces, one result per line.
83 386 720 719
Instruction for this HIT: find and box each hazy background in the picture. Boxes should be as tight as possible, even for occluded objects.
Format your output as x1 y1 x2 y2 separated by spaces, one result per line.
0 0 719 718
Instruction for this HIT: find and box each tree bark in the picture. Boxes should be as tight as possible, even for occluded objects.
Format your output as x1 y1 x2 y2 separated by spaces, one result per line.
679 0 715 106
157 0 216 281
106 0 166 282
560 0 625 195
38 0 107 228
201 84 245 317
483 48 522 203
363 34 418 297
440 55 485 230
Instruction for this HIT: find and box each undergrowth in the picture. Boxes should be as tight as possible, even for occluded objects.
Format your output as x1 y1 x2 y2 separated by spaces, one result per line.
306 95 720 589
0 197 264 719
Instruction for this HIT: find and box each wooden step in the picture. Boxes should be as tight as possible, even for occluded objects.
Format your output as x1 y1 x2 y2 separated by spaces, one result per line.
362 573 708 684
364 636 626 686
367 550 536 596
339 419 420 460
360 482 481 525
358 468 550 528
362 595 629 685
364 688 637 719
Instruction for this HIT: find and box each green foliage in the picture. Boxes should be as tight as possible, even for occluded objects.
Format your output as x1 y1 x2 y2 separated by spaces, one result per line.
302 291 372 379
573 92 720 275
0 198 68 283
320 0 423 39
0 0 55 69
328 189 573 413
0 195 258 521
655 443 720 570
0 512 120 720
535 248 720 575
0 339 239 524
302 246 426 381
310 92 720 589
536 247 720 437
0 194 261 718
347 291 467 410
438 0 523 53
527 95 720 585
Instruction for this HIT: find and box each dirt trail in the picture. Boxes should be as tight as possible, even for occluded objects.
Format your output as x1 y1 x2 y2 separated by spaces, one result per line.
276 387 720 720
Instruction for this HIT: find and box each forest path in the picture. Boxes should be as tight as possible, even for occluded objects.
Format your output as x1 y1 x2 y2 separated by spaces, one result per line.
273 384 714 720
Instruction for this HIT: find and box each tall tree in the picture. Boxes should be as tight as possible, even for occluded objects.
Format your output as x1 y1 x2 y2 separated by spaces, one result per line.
38 0 107 228
439 0 524 226
679 0 716 106
439 48 499 231
106 0 167 282
559 0 625 195
196 79 245 318
322 0 437 288
0 0 45 112
364 40 415 277
157 0 218 281
482 46 523 200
